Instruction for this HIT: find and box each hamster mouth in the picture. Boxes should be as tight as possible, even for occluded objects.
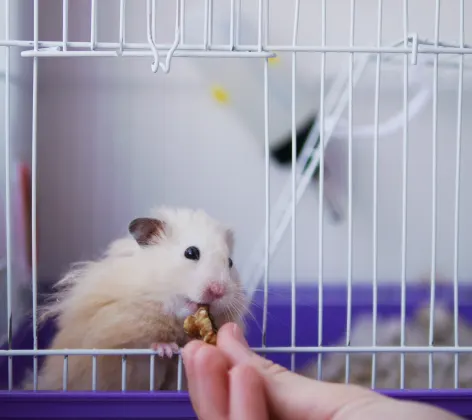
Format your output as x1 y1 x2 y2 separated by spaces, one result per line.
184 298 220 315
184 299 206 313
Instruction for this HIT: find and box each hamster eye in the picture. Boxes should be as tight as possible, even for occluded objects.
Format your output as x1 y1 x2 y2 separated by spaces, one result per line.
228 258 233 268
184 246 200 261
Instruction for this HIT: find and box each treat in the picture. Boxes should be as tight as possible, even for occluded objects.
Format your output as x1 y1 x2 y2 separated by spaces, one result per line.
184 304 218 345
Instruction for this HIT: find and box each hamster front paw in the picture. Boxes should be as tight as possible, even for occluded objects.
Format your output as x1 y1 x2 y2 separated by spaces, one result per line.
150 342 179 358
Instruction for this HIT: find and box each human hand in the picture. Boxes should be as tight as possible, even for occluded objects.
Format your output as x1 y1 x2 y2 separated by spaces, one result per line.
182 322 462 420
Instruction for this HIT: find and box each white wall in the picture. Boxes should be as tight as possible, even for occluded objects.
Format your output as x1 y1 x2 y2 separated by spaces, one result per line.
0 0 34 338
32 0 472 288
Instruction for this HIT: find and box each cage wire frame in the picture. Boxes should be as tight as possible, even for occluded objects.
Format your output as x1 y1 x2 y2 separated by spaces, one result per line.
0 0 472 416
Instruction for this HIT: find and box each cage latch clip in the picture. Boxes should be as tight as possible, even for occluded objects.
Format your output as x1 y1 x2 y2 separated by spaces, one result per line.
409 33 419 65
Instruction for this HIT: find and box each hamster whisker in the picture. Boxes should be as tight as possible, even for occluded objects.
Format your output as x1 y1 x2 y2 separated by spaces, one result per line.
227 299 249 328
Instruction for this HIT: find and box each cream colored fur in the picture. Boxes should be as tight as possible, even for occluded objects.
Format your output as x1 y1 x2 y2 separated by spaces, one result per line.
23 207 248 391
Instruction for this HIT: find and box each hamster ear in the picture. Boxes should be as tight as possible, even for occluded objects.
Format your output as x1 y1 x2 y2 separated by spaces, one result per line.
128 218 166 246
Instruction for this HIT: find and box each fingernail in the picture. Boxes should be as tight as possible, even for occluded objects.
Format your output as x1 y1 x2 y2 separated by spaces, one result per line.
232 323 248 347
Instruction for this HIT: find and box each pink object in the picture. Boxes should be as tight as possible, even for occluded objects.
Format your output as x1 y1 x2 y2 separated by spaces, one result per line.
0 162 31 286
204 282 226 301
150 342 179 358
13 163 32 285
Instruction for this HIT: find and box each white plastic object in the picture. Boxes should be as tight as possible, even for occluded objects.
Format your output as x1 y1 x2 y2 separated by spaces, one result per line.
326 53 432 140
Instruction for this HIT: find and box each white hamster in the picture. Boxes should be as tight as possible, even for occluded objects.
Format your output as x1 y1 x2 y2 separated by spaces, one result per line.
23 206 249 391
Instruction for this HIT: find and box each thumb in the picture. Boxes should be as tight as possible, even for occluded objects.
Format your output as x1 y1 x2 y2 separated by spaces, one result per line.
216 323 459 420
216 323 381 420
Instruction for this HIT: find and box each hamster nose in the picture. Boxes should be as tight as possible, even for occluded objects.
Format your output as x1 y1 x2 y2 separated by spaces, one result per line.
204 281 227 302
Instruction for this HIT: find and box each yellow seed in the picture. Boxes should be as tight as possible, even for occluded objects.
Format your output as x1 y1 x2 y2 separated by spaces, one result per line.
211 85 230 103
268 56 281 66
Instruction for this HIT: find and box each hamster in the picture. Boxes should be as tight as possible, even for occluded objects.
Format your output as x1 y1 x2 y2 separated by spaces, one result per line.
23 206 249 391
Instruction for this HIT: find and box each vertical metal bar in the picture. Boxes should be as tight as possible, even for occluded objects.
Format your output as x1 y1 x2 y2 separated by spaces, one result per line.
317 0 326 380
371 0 383 390
264 0 269 47
62 356 68 391
235 0 241 48
428 0 440 390
91 0 97 50
290 0 300 373
119 0 125 51
204 0 209 49
261 56 270 349
453 0 464 390
32 0 39 391
34 0 38 51
4 0 13 392
258 0 263 51
121 355 127 391
229 0 235 49
180 0 185 44
208 0 213 46
152 0 156 45
345 0 355 384
92 355 97 390
62 0 68 51
149 355 155 391
177 353 183 391
399 0 409 390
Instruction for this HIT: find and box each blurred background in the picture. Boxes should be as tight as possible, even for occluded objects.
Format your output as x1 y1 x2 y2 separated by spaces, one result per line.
0 0 471 338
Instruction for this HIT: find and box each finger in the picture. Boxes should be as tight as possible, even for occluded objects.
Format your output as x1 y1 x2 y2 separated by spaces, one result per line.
229 364 269 420
217 323 386 420
330 396 462 420
182 340 205 415
182 340 230 420
217 324 461 420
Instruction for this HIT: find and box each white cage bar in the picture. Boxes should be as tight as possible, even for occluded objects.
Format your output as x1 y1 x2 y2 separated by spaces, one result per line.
4 0 12 393
3 345 472 356
371 0 383 389
399 0 409 390
30 0 39 391
452 0 465 389
290 0 300 373
345 0 355 384
428 0 440 390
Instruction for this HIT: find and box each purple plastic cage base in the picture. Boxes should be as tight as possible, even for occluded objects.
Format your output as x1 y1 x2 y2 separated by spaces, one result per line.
1 390 472 419
2 282 472 418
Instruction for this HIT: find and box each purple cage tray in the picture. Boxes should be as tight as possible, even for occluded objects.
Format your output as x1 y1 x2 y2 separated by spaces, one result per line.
2 282 472 419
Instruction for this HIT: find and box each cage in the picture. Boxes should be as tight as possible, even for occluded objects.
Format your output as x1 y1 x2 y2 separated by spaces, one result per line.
1 0 472 418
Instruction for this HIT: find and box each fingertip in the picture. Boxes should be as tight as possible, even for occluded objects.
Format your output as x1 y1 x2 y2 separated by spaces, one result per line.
218 322 248 347
216 323 235 347
189 341 231 419
182 339 204 366
231 323 248 345
181 340 204 372
188 340 230 380
183 339 204 353
218 322 237 336
217 323 254 369
193 341 219 367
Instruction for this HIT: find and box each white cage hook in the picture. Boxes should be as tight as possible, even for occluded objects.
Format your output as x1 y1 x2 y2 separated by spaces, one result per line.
410 32 419 65
146 0 181 74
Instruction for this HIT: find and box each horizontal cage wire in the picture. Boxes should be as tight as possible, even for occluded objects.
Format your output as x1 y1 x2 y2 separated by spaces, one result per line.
1 0 472 418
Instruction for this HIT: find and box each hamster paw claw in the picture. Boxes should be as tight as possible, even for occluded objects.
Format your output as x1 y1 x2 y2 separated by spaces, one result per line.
151 342 179 358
